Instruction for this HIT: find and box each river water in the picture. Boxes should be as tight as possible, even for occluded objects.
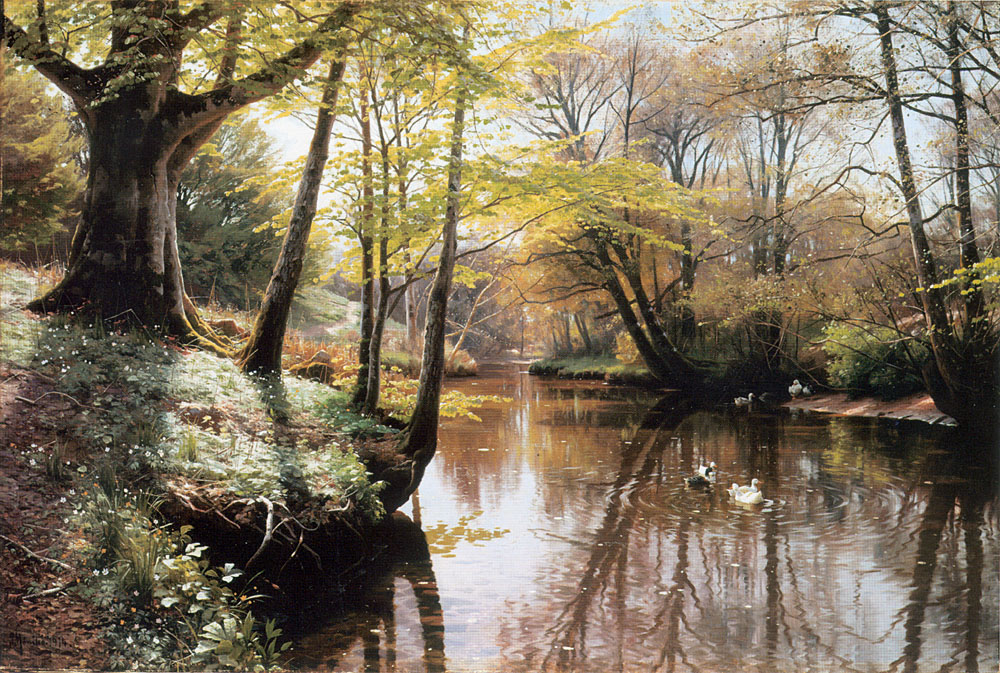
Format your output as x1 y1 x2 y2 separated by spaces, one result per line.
288 362 998 673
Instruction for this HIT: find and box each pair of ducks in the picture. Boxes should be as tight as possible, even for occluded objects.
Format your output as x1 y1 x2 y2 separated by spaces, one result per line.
788 379 813 398
685 463 764 505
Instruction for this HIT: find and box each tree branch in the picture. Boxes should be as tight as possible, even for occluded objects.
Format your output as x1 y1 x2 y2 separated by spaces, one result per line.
3 14 98 106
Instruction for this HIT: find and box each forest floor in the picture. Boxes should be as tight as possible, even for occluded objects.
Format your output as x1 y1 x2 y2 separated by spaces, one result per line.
1 363 110 670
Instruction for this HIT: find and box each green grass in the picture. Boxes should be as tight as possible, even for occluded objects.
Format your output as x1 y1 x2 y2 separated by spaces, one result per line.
528 355 622 378
527 355 659 386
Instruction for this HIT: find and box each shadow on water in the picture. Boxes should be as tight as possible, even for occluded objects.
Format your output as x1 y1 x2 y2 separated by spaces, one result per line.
283 513 446 672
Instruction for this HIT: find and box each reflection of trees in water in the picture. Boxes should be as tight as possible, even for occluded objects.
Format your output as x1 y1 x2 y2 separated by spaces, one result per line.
288 515 446 672
508 406 997 673
538 399 695 671
892 444 996 673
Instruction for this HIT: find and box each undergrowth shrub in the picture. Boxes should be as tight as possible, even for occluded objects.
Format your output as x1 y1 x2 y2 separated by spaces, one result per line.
822 321 931 400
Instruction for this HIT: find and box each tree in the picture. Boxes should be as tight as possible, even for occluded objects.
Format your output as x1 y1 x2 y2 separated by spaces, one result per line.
2 0 363 349
0 66 83 253
383 23 471 512
175 116 290 308
712 0 999 428
517 25 710 389
237 59 345 375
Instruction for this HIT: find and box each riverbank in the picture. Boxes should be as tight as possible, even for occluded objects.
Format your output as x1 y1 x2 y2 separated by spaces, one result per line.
0 264 413 670
784 391 957 426
527 356 959 428
527 356 659 387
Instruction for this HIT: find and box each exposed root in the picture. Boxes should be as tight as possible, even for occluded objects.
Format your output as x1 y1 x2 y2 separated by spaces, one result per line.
183 294 237 350
245 497 277 570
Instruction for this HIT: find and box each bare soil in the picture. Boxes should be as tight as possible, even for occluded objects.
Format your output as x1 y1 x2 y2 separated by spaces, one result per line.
784 391 957 426
0 363 110 670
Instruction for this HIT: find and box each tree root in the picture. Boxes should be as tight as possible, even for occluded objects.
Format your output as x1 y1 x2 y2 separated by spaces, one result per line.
245 497 277 570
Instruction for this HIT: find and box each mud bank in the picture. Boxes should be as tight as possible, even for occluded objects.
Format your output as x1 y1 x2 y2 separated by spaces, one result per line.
784 392 957 426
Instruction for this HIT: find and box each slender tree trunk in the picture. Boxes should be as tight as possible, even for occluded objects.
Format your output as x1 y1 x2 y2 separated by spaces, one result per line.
945 1 985 332
574 312 593 354
405 280 420 353
352 96 376 408
876 4 950 337
363 109 399 415
447 274 495 366
561 312 573 353
400 50 468 471
237 60 344 375
876 2 996 430
362 234 391 415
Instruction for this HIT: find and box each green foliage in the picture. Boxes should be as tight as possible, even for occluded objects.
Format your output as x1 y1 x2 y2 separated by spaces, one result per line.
0 67 84 251
287 284 350 331
529 355 622 378
823 321 931 400
177 117 291 309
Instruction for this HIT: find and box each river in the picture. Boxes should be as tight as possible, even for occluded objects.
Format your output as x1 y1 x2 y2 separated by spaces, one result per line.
287 362 998 673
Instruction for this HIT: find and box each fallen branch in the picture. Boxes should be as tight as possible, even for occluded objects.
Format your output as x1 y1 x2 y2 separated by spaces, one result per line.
24 578 79 599
14 390 92 409
0 533 73 570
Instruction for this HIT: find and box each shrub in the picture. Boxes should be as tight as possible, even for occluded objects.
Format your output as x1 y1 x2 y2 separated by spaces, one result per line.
822 321 931 400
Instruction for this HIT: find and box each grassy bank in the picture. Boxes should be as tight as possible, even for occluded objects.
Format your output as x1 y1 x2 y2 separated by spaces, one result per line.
0 264 397 670
528 355 658 387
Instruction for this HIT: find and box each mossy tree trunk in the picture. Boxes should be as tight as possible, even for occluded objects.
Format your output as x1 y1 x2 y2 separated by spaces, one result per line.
237 59 345 375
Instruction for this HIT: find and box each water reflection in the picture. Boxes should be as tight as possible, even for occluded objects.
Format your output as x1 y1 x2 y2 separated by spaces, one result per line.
290 364 998 673
289 514 446 672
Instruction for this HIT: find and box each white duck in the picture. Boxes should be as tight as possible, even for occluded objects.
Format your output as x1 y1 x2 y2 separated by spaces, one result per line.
788 380 803 397
728 479 763 504
734 392 755 407
685 462 717 486
801 384 813 397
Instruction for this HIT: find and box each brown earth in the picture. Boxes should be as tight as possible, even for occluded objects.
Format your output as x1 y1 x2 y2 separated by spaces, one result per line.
0 363 110 670
784 391 957 426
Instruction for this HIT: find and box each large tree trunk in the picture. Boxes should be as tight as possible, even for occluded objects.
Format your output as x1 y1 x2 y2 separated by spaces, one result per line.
26 95 218 346
237 60 344 375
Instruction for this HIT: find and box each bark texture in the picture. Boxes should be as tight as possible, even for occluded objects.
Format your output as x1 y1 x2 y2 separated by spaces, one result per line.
238 60 345 375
